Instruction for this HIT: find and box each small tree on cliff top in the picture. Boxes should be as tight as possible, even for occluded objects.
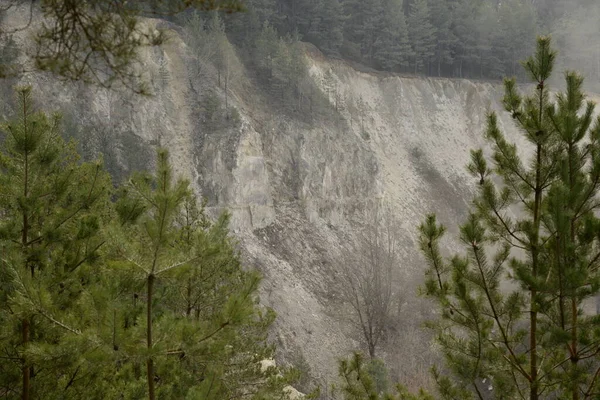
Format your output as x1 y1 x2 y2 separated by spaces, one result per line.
419 36 600 400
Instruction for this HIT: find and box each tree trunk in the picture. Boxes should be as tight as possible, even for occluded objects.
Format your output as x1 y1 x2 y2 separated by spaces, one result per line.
225 74 229 116
568 143 579 400
368 343 375 359
529 295 538 400
530 141 543 400
186 280 192 317
572 296 579 400
147 274 155 400
22 132 30 400
530 76 549 400
22 320 29 400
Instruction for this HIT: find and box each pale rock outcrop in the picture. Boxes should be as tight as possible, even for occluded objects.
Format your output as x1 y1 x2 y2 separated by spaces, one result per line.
259 358 305 399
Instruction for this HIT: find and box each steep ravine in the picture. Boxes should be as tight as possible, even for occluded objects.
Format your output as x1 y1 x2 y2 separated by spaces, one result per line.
1 14 534 387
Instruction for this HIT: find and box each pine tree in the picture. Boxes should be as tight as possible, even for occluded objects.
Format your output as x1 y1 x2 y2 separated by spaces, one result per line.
475 3 504 79
0 89 301 400
315 0 345 56
255 22 279 81
284 0 322 41
336 353 434 400
419 36 600 400
373 0 412 71
428 0 454 76
109 149 292 399
407 0 436 74
0 86 111 399
342 0 384 62
206 12 227 87
450 0 479 78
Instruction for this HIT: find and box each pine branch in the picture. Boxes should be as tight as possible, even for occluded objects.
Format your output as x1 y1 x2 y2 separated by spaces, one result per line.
122 255 150 275
155 256 199 275
36 308 81 335
584 365 600 399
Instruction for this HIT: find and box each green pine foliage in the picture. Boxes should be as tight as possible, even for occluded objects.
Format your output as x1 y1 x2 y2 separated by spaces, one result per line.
373 0 412 71
336 353 434 400
407 0 436 74
315 0 345 56
107 149 291 399
0 87 296 399
0 86 112 398
342 0 384 63
428 0 454 77
419 36 600 400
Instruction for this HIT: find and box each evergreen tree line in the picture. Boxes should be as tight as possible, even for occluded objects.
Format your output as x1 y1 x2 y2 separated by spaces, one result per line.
216 0 600 83
0 87 295 400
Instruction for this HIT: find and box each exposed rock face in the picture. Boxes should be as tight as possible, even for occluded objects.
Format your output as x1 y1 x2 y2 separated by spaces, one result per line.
1 9 532 386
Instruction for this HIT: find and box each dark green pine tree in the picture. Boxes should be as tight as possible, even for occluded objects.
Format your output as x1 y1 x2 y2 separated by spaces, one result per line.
474 3 504 79
428 0 454 76
419 36 600 400
541 70 600 400
449 0 479 78
373 0 413 71
336 353 434 400
407 0 436 74
342 0 384 63
0 86 111 400
314 0 345 56
290 0 323 42
107 149 293 400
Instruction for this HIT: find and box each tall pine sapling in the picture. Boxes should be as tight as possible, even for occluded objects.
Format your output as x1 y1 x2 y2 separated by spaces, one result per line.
111 149 293 399
0 86 111 399
419 36 600 400
112 149 193 400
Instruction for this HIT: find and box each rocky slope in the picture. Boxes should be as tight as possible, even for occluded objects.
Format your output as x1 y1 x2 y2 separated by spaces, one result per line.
1 8 541 388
